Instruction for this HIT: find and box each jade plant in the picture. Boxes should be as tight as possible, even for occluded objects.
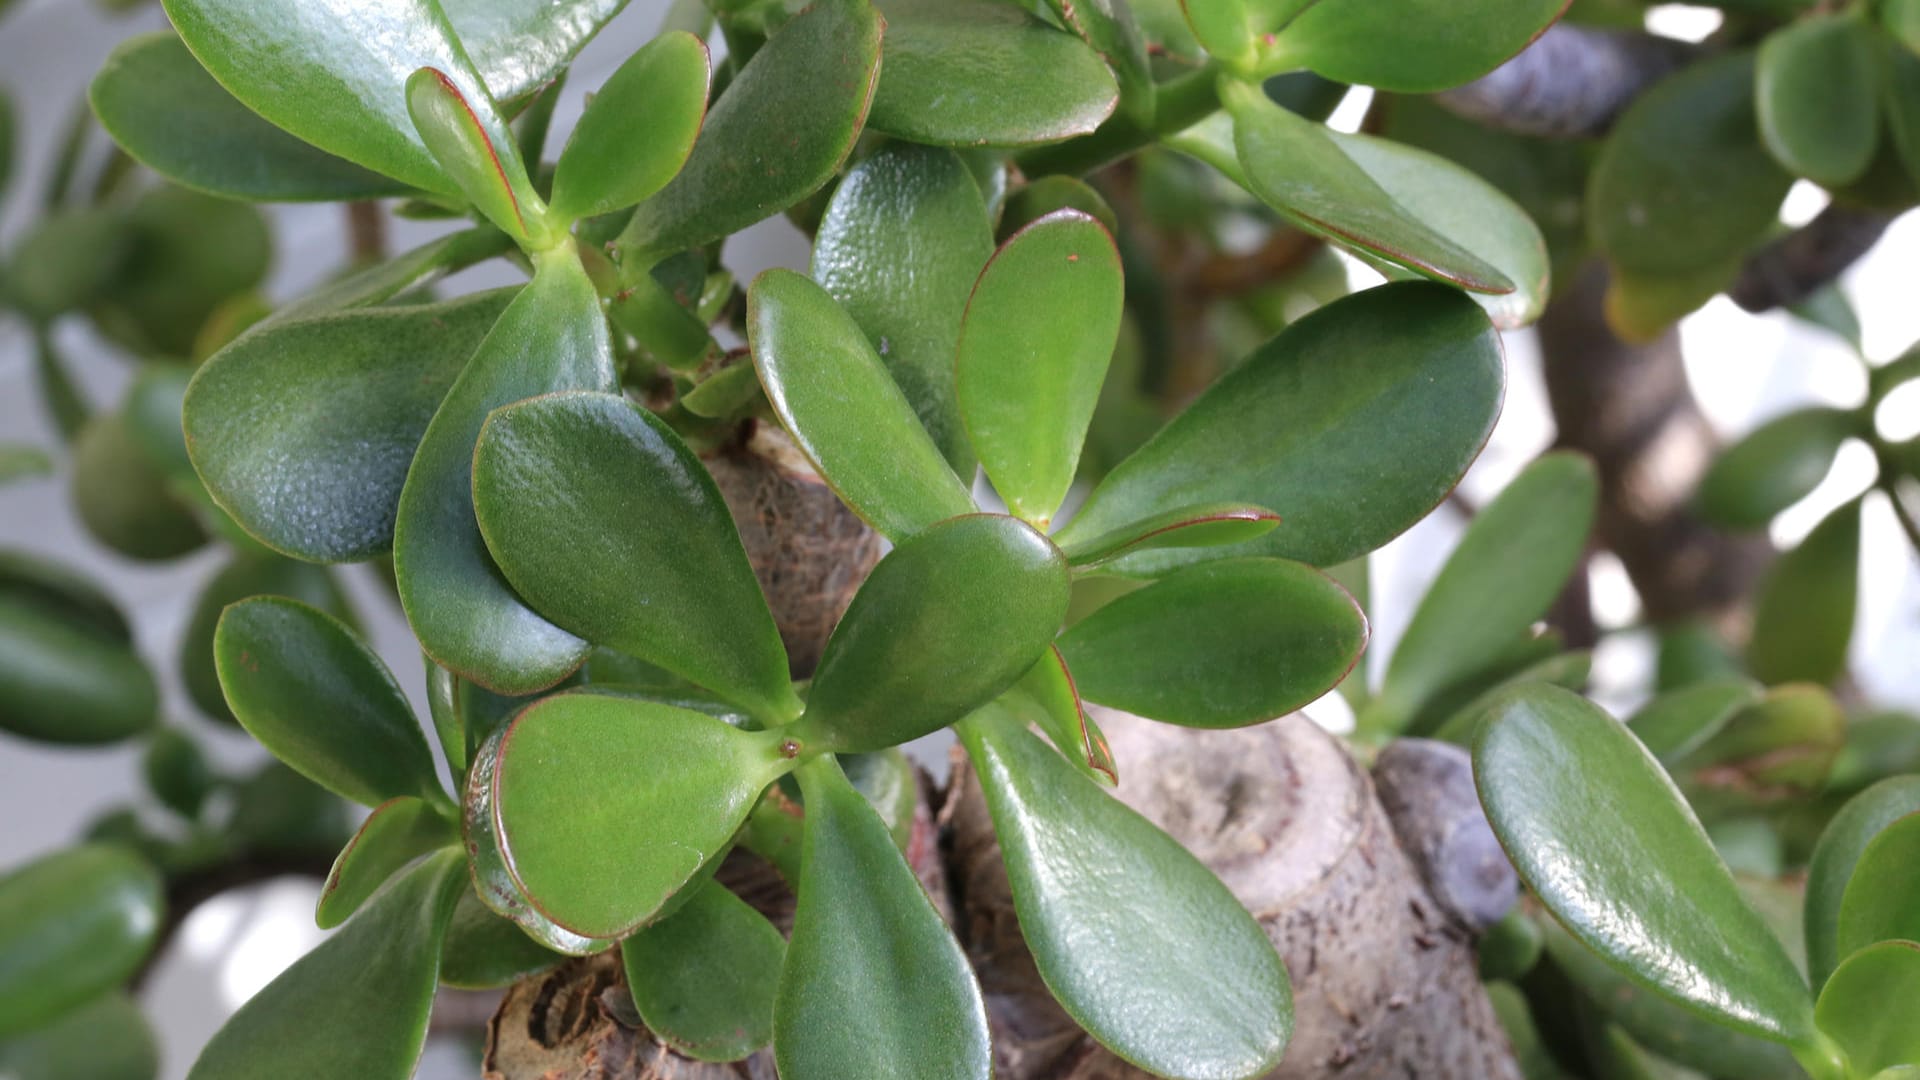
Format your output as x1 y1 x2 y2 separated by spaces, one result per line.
2 0 1919 1077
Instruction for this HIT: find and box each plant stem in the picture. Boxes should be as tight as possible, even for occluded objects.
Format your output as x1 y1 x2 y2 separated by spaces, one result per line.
1015 62 1226 177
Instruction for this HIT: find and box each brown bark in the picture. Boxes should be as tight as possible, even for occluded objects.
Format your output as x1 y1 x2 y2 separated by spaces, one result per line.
1433 24 1696 139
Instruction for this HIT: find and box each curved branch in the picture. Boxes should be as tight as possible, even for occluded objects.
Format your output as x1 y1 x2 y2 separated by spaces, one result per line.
1434 24 1696 139
1729 204 1895 313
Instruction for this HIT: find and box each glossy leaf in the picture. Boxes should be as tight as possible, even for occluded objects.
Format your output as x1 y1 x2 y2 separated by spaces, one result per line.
1697 408 1854 529
0 845 162 1038
394 248 614 694
812 143 995 476
1264 0 1567 92
188 850 465 1080
0 992 158 1080
1225 81 1513 294
1815 941 1920 1074
747 268 976 540
0 594 156 745
1806 777 1920 989
181 553 351 724
1750 501 1859 687
405 67 548 246
1005 645 1118 786
1061 502 1282 568
869 0 1118 147
72 413 207 561
91 33 405 201
1474 684 1816 1046
1376 453 1597 728
269 228 512 324
1045 0 1154 125
999 174 1121 239
439 886 563 989
959 707 1292 1077
622 881 785 1062
957 210 1122 524
1179 0 1255 65
161 0 501 194
1054 282 1503 570
774 757 991 1080
490 693 793 940
1756 14 1878 186
1836 811 1920 958
1058 558 1365 728
185 289 512 563
1628 677 1763 762
316 796 457 929
1673 684 1844 816
0 552 131 642
1426 649 1594 746
550 32 710 221
215 597 444 809
619 0 882 257
794 514 1070 752
442 0 626 108
1590 52 1792 275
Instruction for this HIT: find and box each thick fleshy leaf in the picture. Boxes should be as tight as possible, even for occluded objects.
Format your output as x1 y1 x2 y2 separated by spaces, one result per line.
958 707 1292 1077
746 269 976 540
490 693 794 940
774 757 991 1080
1054 282 1503 571
317 796 457 929
0 552 131 642
188 850 465 1080
1806 777 1920 989
0 992 158 1080
1005 645 1117 786
793 514 1070 752
618 0 882 257
72 413 207 561
1756 14 1879 186
1044 0 1154 125
91 34 406 201
1748 500 1859 686
161 0 502 193
439 886 563 989
550 32 710 221
812 143 995 476
92 185 271 359
1815 941 1920 1074
1890 0 1920 52
0 845 162 1038
144 729 215 819
999 174 1121 239
185 289 515 563
393 248 614 694
0 594 156 746
442 0 626 107
622 881 785 1062
1836 811 1920 958
269 228 512 325
1060 502 1281 568
1224 81 1513 294
1697 408 1853 529
1672 684 1844 817
1627 677 1764 762
1057 558 1365 728
957 210 1124 525
1590 52 1793 275
215 597 444 809
472 392 796 720
1264 0 1568 93
1426 650 1594 746
1373 453 1597 731
180 553 352 724
405 67 549 246
1474 684 1816 1046
868 0 1118 147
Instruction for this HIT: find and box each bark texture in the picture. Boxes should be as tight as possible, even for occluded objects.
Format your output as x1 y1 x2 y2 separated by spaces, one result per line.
1729 204 1894 314
1434 24 1695 139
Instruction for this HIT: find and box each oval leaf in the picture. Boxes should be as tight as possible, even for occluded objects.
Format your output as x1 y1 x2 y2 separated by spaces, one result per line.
1836 810 1920 959
1005 645 1118 786
215 597 444 809
0 845 162 1039
0 594 156 745
1756 14 1879 186
180 553 352 724
1473 684 1816 1046
551 32 710 221
622 881 785 1062
1814 941 1920 1075
1806 777 1920 990
1748 500 1859 687
1697 408 1853 530
317 796 457 930
747 268 976 540
1054 281 1503 571
774 757 991 1080
1266 0 1569 93
443 0 625 107
1627 677 1764 762
1673 684 1844 818
72 412 207 562
957 209 1124 526
1045 0 1154 126
405 67 548 246
794 514 1070 752
0 992 158 1080
958 707 1293 1078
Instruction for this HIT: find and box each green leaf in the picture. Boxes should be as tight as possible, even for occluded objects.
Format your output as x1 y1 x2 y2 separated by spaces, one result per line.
1697 408 1854 529
550 32 710 221
774 756 990 1080
956 210 1124 525
160 0 497 193
439 885 563 989
1815 941 1920 1074
1044 0 1154 126
94 185 272 358
1374 453 1597 730
442 0 626 108
1806 777 1920 990
999 174 1121 240
1756 14 1879 186
792 514 1070 752
618 0 882 257
180 553 352 724
1591 52 1793 275
1224 81 1514 294
746 268 976 540
143 728 215 818
0 552 131 642
488 693 794 940
1057 557 1365 728
71 413 207 562
188 849 465 1080
405 67 549 246
1628 677 1764 762
0 845 162 1039
1474 684 1816 1047
1836 811 1920 958
317 796 457 930
0 593 156 746
90 34 406 202
1005 645 1118 786
869 0 1118 147
1263 0 1569 92
1427 650 1594 745
1889 0 1920 53
958 707 1292 1077
1672 684 1844 817
185 289 514 563
215 597 444 809
1750 500 1859 687
622 881 785 1062
394 248 614 694
1179 0 1255 66
269 228 512 324
472 391 798 721
0 992 158 1080
5 209 130 321
1887 45 1920 188
1055 282 1503 571
1059 502 1282 568
812 142 995 476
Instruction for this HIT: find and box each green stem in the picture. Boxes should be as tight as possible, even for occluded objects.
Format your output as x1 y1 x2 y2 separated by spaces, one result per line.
1789 1029 1851 1080
1015 62 1227 177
